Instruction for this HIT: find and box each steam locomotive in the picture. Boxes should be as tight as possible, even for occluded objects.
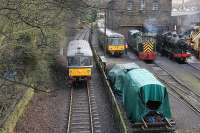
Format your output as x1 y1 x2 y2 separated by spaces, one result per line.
157 31 191 63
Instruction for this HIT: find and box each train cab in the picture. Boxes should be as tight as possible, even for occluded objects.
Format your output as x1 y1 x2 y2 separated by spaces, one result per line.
67 40 93 83
97 28 125 56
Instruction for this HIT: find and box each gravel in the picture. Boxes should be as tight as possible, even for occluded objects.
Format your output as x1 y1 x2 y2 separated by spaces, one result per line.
91 65 118 133
155 56 200 94
14 86 69 133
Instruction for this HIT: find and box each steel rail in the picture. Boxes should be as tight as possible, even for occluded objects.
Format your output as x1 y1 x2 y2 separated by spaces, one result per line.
187 63 200 80
67 28 100 133
87 81 94 133
148 62 200 115
67 86 73 133
188 63 200 72
67 82 94 133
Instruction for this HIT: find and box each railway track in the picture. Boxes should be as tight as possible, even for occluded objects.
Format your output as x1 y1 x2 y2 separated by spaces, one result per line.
67 82 100 133
181 63 200 81
67 28 101 133
188 62 200 72
74 27 90 40
147 62 200 115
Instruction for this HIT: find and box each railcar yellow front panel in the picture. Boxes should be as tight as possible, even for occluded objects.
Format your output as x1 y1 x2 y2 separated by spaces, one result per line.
69 68 91 77
108 45 125 51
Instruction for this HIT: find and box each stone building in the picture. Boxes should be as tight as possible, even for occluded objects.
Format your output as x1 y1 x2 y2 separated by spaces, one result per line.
106 0 172 36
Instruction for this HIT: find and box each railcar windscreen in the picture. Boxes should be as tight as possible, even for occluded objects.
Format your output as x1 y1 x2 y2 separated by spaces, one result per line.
68 56 92 66
108 37 124 45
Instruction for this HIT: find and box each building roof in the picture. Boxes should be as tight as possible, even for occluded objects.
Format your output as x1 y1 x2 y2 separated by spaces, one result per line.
67 40 93 57
172 10 200 16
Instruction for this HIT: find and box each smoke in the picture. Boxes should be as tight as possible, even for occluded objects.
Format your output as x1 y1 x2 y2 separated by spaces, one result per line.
180 13 199 33
143 18 158 33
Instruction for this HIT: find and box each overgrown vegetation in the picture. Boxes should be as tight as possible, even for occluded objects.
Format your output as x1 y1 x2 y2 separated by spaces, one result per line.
0 0 67 88
0 0 98 125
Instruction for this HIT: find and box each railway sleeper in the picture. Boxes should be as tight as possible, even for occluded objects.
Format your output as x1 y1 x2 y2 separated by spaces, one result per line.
72 107 89 110
91 106 97 110
92 111 99 115
72 109 89 114
93 121 101 125
73 99 88 102
93 117 100 121
70 125 90 129
71 122 90 126
94 124 101 129
72 105 89 108
71 131 90 133
72 113 89 117
72 116 90 120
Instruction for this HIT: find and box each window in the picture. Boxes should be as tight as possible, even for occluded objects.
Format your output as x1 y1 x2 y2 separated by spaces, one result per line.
140 0 145 10
108 38 125 45
68 56 91 66
152 0 160 11
127 0 133 11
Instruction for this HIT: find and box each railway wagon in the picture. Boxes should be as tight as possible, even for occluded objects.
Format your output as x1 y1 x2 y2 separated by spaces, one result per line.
107 63 175 132
97 27 125 56
157 31 191 63
66 40 93 84
127 30 157 61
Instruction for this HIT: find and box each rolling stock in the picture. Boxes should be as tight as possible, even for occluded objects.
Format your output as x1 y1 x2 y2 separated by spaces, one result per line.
97 27 125 56
66 40 93 84
107 63 175 132
157 31 191 63
127 30 157 61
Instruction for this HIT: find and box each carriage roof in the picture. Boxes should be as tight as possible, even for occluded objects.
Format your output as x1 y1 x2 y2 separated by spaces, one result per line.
67 40 93 57
128 29 141 35
98 28 124 38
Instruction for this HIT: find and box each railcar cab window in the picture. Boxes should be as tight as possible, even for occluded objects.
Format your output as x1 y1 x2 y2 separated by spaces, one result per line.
68 56 91 66
108 38 124 45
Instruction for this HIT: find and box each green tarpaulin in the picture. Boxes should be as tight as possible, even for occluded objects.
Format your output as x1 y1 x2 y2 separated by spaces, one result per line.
108 64 172 123
124 68 172 122
108 63 140 95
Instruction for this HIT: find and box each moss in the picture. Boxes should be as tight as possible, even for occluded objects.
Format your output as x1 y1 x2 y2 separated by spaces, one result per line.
0 88 34 133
